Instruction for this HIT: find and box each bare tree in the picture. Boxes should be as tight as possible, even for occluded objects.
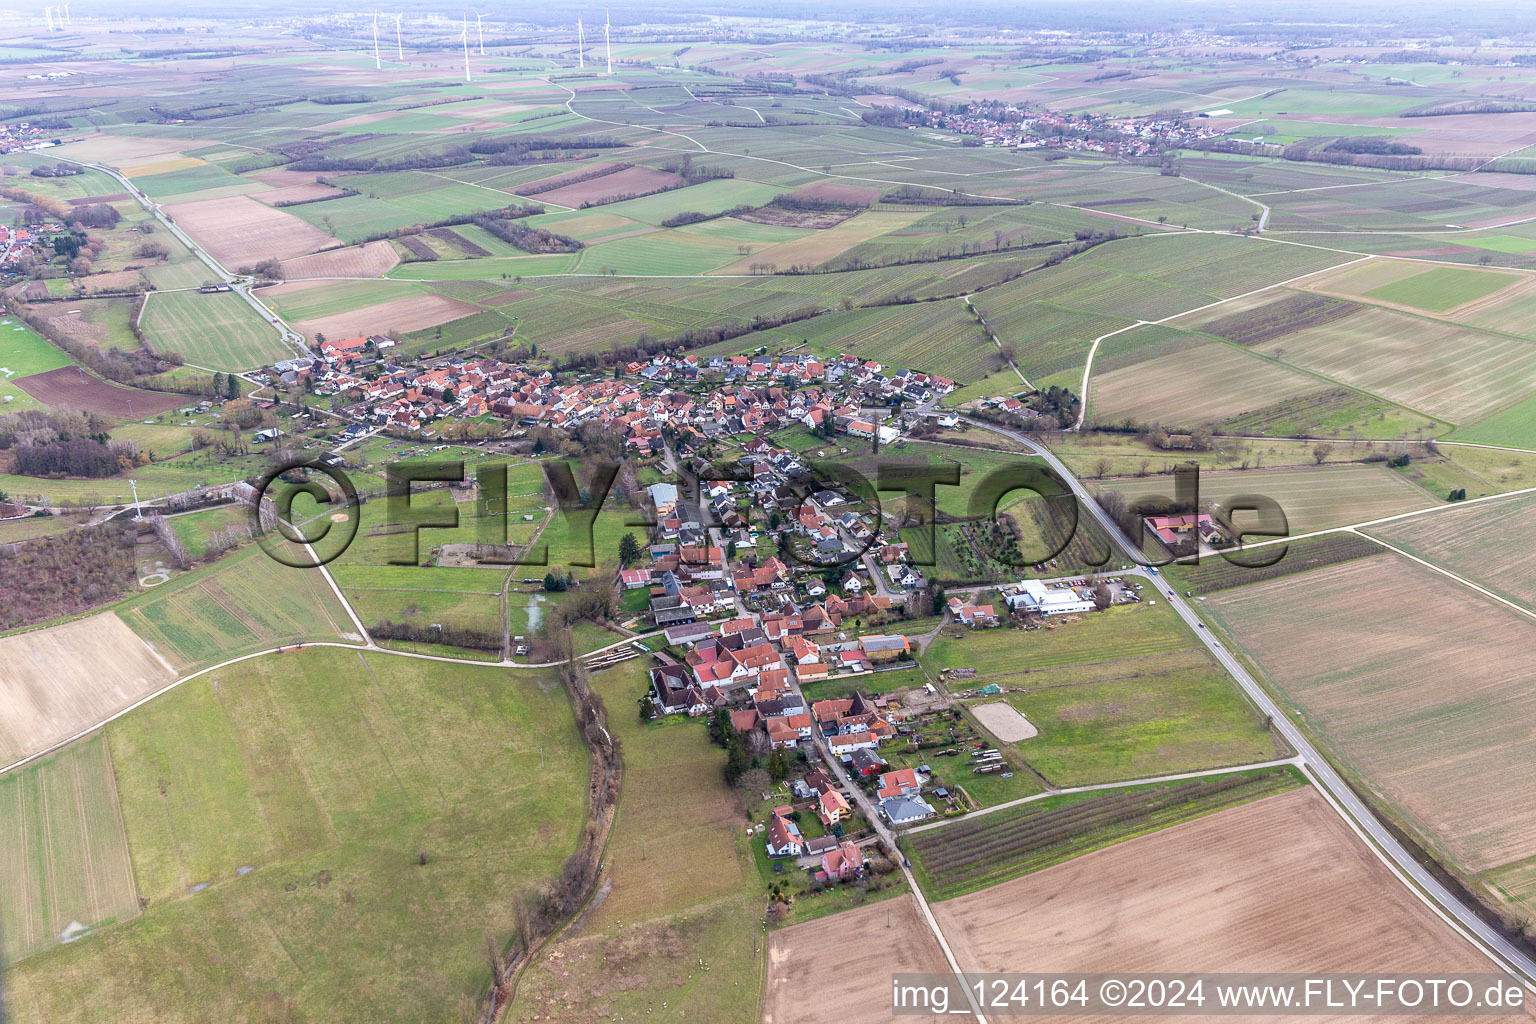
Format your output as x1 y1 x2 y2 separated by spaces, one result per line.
1094 457 1112 479
1312 442 1334 465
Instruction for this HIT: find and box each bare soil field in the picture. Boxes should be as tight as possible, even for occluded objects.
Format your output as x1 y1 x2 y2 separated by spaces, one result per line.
1367 491 1536 608
1205 555 1536 873
0 613 177 767
254 182 347 205
766 896 961 1024
14 367 187 417
162 195 336 267
49 134 212 168
787 182 880 206
283 292 480 341
528 166 685 208
277 240 399 280
934 789 1523 1023
67 193 131 206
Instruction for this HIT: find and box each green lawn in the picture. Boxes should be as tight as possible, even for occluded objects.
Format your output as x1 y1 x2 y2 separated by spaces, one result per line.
5 648 590 1024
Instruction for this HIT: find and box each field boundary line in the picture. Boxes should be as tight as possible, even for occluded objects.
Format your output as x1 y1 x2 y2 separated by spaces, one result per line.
1236 481 1536 551
1296 761 1536 990
1350 529 1536 624
904 758 1302 835
1071 253 1374 430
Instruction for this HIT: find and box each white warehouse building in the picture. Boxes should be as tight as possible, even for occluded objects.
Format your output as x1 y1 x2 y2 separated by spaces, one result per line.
1003 579 1096 617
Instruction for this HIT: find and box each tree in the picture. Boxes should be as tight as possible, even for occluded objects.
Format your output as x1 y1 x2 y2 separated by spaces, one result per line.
767 747 791 781
1094 457 1112 479
1312 442 1334 465
618 531 641 566
212 372 225 398
638 693 656 722
1092 579 1112 610
226 374 239 400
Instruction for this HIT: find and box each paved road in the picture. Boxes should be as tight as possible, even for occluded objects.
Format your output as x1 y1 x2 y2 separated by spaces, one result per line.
958 415 1536 987
52 156 310 360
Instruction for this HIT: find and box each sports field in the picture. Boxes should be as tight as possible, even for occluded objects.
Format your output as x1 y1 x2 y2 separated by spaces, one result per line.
139 290 287 370
926 603 1274 785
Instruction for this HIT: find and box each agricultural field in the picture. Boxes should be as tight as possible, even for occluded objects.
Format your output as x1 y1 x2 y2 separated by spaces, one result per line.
1205 554 1536 877
5 648 591 1024
764 897 954 1024
162 195 336 268
1366 491 1536 609
13 366 188 418
933 788 1515 992
138 290 287 370
0 613 177 769
0 733 140 963
908 768 1298 899
1097 462 1440 535
116 545 362 670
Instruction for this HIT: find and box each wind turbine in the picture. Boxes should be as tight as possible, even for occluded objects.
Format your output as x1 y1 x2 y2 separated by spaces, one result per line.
371 12 381 70
474 10 484 55
460 14 471 82
576 18 585 69
44 5 53 32
604 7 612 75
393 12 403 60
63 2 69 25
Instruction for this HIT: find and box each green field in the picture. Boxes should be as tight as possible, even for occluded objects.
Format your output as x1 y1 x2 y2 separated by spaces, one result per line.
5 648 590 1024
116 545 361 669
1364 266 1517 312
510 658 766 1022
0 733 140 963
139 290 288 370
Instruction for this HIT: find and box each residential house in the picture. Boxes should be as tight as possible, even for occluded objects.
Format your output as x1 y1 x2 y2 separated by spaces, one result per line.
765 806 805 857
820 840 865 881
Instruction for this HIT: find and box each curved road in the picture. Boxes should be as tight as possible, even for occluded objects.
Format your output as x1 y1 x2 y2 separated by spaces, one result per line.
959 414 1536 988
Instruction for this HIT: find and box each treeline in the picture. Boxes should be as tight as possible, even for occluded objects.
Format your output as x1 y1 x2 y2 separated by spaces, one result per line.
372 619 502 652
517 162 632 196
270 186 360 208
469 134 624 156
883 183 1023 207
1403 99 1536 117
287 144 477 173
353 203 544 246
1322 137 1422 156
27 163 83 178
659 204 753 228
471 212 583 254
552 304 825 371
14 437 144 478
11 301 187 386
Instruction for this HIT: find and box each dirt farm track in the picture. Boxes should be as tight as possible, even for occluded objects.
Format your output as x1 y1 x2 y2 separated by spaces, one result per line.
14 366 188 417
